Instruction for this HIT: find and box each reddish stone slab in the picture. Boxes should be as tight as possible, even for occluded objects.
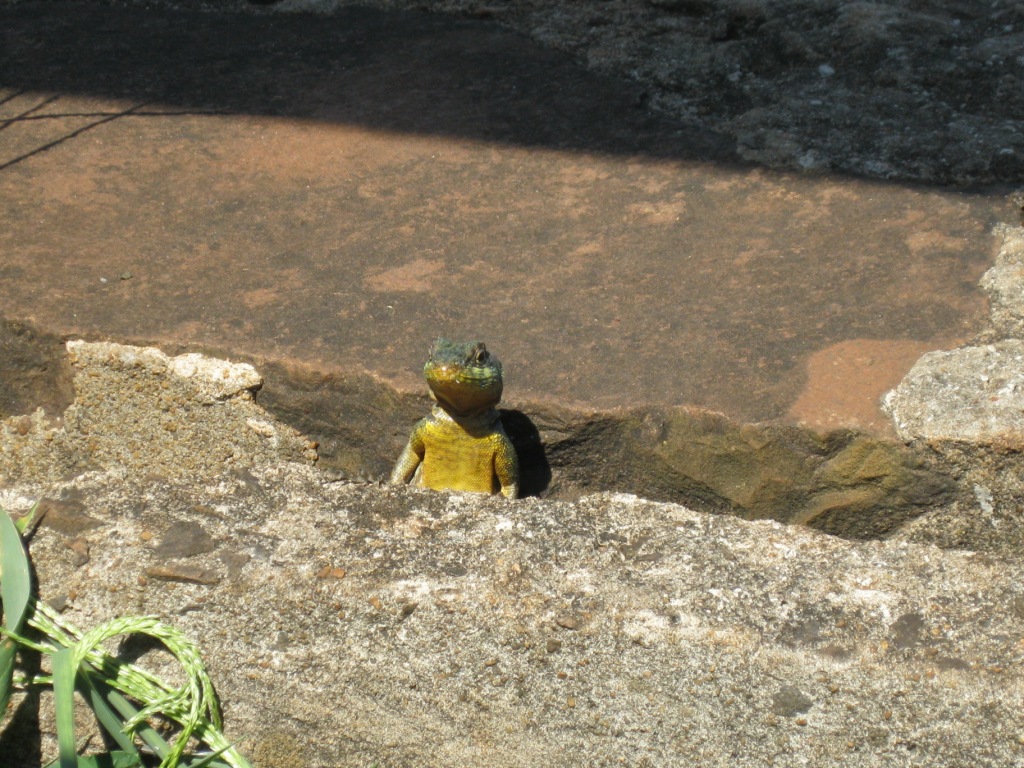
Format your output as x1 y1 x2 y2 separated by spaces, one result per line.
0 3 1010 434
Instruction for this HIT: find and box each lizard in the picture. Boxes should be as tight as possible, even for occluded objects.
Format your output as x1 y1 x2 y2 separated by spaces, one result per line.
390 338 519 499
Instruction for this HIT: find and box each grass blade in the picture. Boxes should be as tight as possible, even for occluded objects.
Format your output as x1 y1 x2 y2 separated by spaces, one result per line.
78 673 144 759
14 501 41 536
83 670 172 760
53 647 80 768
0 506 33 717
67 753 143 768
181 745 232 768
0 638 16 724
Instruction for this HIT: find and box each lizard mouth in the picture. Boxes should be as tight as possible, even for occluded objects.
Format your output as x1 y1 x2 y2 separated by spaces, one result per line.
425 363 502 415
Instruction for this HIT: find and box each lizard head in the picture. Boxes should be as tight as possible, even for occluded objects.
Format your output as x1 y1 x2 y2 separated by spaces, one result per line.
423 338 503 416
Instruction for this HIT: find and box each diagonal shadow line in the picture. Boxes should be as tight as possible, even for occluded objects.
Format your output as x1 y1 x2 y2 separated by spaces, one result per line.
1 108 232 124
0 93 62 134
0 89 31 109
0 102 150 171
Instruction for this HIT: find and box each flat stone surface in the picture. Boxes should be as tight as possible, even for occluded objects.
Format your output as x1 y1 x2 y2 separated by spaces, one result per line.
6 468 1024 767
0 2 1013 433
885 339 1024 445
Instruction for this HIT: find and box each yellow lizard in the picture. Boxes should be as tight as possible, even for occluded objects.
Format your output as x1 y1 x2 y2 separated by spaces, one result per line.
390 339 519 498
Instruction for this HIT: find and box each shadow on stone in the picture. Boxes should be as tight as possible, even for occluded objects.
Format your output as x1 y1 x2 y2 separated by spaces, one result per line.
0 318 74 419
0 335 965 542
0 684 43 767
0 3 733 169
499 408 551 498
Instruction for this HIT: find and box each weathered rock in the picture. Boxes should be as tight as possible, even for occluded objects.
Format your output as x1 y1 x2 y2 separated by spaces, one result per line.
63 536 90 567
34 497 104 536
0 338 957 540
981 225 1024 339
143 564 222 586
883 227 1024 448
884 340 1024 445
3 473 1024 767
274 0 1024 186
152 521 218 560
1 340 1023 766
878 224 1024 554
0 341 317 488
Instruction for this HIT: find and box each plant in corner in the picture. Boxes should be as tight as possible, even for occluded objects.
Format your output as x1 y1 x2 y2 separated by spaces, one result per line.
1 504 252 768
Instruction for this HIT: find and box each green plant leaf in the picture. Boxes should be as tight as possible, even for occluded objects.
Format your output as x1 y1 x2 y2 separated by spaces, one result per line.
78 673 144 759
61 752 144 768
82 669 171 760
181 744 232 768
14 501 41 536
53 647 79 768
0 506 33 717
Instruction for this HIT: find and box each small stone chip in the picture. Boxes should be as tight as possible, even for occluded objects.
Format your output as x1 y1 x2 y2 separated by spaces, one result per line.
46 595 69 612
555 615 582 630
64 537 90 567
144 564 221 585
36 498 104 535
316 565 346 579
153 521 216 559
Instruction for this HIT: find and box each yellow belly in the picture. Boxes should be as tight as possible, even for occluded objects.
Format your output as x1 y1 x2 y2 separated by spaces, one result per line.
418 424 501 494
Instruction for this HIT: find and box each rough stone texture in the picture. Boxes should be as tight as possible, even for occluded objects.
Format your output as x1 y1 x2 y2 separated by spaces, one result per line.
263 0 1022 185
0 340 956 539
880 226 1024 554
884 339 1024 448
1 339 1023 766
1 2 1023 754
884 339 1024 444
0 341 317 488
981 224 1024 339
4 469 1024 767
542 407 955 538
885 228 1024 446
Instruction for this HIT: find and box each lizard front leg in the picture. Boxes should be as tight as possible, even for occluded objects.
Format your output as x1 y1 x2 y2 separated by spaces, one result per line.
390 424 426 485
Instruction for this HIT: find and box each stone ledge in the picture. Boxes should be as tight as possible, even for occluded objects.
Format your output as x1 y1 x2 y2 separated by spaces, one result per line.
3 469 1023 767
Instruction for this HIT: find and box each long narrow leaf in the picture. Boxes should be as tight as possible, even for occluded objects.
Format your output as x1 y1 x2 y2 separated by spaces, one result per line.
14 501 41 536
78 673 144 759
83 670 171 760
181 745 232 768
0 506 33 717
0 637 17 723
0 507 33 629
53 647 80 768
67 753 143 768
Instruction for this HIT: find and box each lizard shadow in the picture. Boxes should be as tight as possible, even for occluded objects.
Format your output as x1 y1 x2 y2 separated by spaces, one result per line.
499 409 550 498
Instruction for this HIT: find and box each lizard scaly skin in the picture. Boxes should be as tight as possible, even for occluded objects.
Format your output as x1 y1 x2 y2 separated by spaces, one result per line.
390 339 519 498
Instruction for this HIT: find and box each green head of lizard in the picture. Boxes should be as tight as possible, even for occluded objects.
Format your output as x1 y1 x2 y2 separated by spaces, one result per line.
424 338 503 417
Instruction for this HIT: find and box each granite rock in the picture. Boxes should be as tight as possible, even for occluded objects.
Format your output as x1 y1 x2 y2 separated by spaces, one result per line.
3 471 1023 767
